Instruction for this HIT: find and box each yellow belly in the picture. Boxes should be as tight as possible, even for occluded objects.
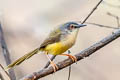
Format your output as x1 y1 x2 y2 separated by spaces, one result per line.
44 42 70 55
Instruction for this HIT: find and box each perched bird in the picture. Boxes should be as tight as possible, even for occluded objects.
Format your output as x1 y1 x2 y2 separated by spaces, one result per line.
6 22 86 72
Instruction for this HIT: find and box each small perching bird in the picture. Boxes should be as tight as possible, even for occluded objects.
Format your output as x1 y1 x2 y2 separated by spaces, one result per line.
6 22 86 72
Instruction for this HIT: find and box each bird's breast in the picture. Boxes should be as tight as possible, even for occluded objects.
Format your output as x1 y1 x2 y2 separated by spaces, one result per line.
61 32 77 49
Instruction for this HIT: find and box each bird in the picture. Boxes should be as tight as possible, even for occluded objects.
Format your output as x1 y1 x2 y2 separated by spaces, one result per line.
6 22 86 72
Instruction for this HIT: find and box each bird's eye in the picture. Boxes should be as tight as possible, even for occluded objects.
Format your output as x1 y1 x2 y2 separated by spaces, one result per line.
69 24 75 30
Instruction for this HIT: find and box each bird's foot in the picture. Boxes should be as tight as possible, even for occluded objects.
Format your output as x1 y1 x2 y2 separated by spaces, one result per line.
67 55 77 62
50 61 58 72
60 54 77 62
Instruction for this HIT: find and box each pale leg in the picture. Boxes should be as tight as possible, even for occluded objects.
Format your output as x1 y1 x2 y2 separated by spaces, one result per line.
45 52 58 72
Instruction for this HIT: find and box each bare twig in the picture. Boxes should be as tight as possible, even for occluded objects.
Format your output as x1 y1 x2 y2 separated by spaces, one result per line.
20 28 120 80
68 50 71 80
0 73 4 80
107 12 120 27
81 0 103 24
0 23 16 80
86 22 119 29
0 74 4 80
0 64 10 80
116 17 120 27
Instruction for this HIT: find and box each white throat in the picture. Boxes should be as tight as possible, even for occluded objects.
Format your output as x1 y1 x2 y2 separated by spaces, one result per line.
61 29 79 48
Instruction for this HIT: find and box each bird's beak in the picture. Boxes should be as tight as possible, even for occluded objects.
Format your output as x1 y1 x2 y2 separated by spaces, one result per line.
76 24 86 28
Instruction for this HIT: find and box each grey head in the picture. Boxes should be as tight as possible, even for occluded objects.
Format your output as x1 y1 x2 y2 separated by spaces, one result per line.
59 22 86 32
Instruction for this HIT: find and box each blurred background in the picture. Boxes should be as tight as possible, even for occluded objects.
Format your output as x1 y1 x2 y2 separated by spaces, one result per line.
0 0 120 80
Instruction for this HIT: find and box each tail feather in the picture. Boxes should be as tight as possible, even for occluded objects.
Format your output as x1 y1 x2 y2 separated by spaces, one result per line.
6 48 39 70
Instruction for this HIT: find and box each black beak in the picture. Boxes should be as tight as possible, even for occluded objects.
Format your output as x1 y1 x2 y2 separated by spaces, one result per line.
76 24 86 28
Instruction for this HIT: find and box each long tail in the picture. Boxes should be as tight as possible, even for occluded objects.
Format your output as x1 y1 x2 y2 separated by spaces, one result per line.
6 48 40 70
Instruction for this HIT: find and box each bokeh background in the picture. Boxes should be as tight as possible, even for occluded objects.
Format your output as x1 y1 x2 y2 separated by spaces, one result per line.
0 0 120 80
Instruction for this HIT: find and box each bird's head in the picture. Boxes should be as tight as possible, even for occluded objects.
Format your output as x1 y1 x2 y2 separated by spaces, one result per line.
59 22 86 33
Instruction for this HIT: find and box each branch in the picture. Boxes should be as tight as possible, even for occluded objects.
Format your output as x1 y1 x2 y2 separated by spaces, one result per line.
0 73 4 80
67 50 71 80
81 0 103 24
107 12 120 27
20 28 120 80
0 23 16 80
0 64 10 80
86 22 119 29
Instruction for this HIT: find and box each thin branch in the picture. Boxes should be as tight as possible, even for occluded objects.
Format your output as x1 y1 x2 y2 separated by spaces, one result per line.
107 12 120 27
81 0 103 24
116 16 120 27
0 73 4 80
0 64 10 80
68 50 71 80
86 22 119 29
20 29 120 80
0 23 16 80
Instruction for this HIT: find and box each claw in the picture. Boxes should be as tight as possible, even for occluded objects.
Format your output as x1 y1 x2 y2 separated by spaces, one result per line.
59 54 77 63
50 61 58 72
70 55 77 62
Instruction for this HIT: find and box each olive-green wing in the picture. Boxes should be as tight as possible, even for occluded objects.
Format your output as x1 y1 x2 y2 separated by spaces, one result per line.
40 29 61 49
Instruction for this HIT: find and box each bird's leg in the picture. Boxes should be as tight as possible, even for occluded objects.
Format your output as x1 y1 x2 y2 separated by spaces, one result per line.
45 52 58 72
59 54 77 62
